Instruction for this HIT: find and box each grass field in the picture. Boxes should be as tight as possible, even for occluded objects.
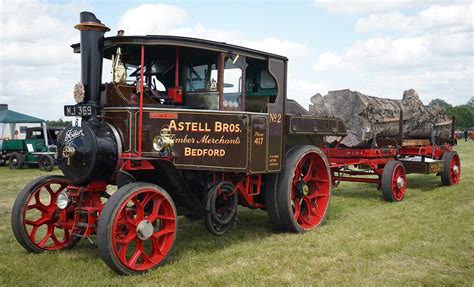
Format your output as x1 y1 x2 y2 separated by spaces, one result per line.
0 141 473 286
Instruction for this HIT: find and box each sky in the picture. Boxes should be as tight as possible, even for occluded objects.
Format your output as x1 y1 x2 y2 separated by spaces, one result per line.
0 0 473 120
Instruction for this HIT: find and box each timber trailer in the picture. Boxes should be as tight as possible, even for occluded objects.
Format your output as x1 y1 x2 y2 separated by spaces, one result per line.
11 12 460 275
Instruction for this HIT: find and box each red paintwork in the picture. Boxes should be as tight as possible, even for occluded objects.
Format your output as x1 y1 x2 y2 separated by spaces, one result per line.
138 45 145 156
322 147 396 187
390 164 406 201
448 153 461 185
22 179 107 250
111 187 176 271
399 144 452 159
323 143 454 189
67 181 107 238
22 178 75 250
291 152 330 230
233 175 265 209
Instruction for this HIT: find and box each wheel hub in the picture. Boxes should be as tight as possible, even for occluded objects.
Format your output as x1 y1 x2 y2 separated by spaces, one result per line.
453 165 459 175
136 220 154 240
295 181 309 197
12 158 17 164
396 176 404 189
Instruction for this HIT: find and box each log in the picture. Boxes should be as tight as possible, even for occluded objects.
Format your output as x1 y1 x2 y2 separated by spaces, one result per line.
309 89 452 147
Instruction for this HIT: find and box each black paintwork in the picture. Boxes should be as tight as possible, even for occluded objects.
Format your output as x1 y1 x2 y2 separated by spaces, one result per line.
57 120 118 185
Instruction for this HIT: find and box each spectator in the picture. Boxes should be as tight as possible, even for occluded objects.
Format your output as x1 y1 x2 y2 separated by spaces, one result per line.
464 129 469 142
13 130 19 139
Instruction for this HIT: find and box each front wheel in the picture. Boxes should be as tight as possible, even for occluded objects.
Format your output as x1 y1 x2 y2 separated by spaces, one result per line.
97 182 177 275
11 175 79 253
276 146 331 233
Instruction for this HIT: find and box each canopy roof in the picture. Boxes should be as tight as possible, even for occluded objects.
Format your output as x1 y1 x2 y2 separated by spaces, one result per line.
0 109 44 123
72 35 288 62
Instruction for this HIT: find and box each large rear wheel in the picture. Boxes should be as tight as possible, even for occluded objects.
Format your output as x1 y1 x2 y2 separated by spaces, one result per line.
276 146 331 233
11 175 79 253
97 182 177 275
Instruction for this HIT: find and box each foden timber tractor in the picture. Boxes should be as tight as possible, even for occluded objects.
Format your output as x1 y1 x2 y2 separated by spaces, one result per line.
11 12 460 275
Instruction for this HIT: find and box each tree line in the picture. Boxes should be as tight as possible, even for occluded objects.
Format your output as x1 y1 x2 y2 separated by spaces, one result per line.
429 97 474 130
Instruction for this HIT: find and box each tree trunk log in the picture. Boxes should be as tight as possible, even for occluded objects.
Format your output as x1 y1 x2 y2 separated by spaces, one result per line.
309 89 452 147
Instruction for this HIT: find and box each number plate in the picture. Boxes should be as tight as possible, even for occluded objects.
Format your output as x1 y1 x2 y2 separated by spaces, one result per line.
64 105 95 117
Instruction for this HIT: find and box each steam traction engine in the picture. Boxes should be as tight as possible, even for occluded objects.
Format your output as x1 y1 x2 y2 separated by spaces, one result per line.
11 12 460 275
11 12 345 274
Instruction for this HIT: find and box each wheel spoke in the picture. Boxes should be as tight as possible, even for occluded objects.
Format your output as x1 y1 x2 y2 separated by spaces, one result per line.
132 198 145 219
127 241 143 269
25 215 51 227
148 197 163 221
152 226 174 240
151 237 165 256
303 160 315 182
293 199 301 221
115 232 137 244
37 224 54 247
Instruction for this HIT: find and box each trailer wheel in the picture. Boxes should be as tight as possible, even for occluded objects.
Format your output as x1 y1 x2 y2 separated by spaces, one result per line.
9 152 24 169
276 146 331 233
11 175 79 253
381 161 406 202
97 182 177 275
441 151 461 186
38 154 55 172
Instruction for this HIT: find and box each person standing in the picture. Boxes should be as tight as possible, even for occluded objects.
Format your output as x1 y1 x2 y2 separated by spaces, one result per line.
464 129 469 142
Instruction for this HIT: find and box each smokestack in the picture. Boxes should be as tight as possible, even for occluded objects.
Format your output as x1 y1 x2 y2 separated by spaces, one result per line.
75 12 110 109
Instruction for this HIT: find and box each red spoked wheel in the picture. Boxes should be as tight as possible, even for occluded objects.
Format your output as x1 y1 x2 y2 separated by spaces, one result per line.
98 182 177 275
11 175 79 253
382 161 406 202
441 151 461 186
276 146 331 233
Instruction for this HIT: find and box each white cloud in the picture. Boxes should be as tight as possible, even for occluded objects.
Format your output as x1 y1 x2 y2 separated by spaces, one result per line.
117 4 188 35
313 0 415 14
356 3 474 33
0 0 87 120
313 1 473 106
117 4 310 60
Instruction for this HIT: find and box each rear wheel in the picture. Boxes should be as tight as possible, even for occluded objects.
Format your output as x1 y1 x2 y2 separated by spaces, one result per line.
276 146 331 233
11 175 79 253
97 182 177 275
38 154 55 172
9 152 24 169
381 161 406 202
441 151 461 186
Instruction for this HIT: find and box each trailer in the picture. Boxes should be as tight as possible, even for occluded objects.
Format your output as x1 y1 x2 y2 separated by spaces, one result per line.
322 111 460 201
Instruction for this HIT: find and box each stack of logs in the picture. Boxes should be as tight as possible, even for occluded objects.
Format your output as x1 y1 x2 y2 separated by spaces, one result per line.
309 89 452 147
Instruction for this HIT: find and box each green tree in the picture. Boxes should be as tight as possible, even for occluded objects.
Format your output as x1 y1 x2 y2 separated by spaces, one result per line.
45 119 71 127
429 98 452 110
446 105 474 130
467 97 474 111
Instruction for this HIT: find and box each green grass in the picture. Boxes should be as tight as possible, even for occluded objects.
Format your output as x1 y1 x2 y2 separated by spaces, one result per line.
0 142 473 286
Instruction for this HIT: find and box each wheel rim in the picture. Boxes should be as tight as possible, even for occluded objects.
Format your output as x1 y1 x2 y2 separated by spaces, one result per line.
22 179 74 250
391 165 406 201
291 152 330 230
112 188 176 272
449 154 461 184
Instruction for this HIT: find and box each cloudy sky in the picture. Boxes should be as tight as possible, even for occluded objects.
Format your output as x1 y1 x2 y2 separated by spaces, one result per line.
0 0 472 120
